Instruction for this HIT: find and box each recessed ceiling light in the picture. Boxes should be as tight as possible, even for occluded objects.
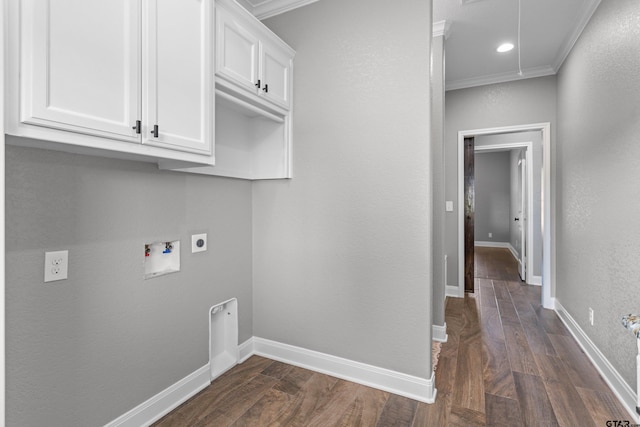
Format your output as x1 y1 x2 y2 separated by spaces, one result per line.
497 43 514 53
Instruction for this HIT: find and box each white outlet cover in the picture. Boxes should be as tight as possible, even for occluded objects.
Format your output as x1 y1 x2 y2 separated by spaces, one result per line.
44 250 68 282
445 201 454 212
192 233 207 253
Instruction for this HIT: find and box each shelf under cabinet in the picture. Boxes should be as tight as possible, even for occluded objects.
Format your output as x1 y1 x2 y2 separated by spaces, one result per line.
159 89 291 180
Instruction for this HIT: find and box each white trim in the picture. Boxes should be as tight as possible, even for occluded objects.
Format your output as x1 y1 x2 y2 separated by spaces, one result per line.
507 243 519 261
1 0 6 423
432 323 448 343
446 285 464 298
551 0 601 71
457 124 553 307
446 65 555 92
104 365 211 427
245 0 321 20
474 241 510 248
107 335 440 425
432 20 452 39
239 337 255 363
529 275 542 286
554 300 639 423
252 337 437 403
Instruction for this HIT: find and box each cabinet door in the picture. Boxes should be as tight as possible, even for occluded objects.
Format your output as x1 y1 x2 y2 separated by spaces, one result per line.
20 0 140 142
215 4 260 94
144 0 214 154
259 41 293 110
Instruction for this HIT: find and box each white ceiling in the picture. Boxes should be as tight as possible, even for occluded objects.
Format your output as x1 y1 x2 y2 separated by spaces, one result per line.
433 0 601 90
240 0 601 91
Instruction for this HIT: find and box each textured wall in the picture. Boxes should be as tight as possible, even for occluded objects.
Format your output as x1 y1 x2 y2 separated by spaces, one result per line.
6 144 253 426
445 76 556 288
556 0 640 390
257 0 433 378
474 151 511 243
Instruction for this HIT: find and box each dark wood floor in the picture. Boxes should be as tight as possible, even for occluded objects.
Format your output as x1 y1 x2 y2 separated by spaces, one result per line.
154 247 630 426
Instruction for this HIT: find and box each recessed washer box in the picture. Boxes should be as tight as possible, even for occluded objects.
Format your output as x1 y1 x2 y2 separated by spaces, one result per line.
144 240 180 279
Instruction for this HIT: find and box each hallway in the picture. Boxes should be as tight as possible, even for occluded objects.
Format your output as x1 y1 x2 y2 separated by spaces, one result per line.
435 246 630 425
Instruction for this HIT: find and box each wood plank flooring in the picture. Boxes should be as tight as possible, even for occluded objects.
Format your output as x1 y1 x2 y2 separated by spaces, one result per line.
154 247 631 426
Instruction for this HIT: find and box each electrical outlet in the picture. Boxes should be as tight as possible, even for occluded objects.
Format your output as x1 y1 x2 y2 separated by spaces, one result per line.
589 307 594 326
488 232 493 238
191 233 207 253
44 250 68 282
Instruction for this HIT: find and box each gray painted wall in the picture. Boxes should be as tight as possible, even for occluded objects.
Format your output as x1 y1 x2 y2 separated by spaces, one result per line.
6 144 253 426
432 35 446 329
474 151 511 242
445 76 556 288
258 0 433 378
556 0 640 390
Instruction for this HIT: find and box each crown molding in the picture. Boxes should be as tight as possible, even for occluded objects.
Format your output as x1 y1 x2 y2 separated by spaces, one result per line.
433 20 452 39
551 0 601 72
446 65 555 91
241 0 321 20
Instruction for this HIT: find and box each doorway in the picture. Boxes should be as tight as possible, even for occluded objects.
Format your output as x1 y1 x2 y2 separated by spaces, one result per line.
464 140 533 291
457 123 553 308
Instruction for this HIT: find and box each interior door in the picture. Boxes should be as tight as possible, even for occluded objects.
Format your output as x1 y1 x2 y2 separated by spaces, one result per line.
517 155 527 281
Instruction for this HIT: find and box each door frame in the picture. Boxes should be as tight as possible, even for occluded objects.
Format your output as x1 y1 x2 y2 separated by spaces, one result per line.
474 142 533 284
457 123 553 309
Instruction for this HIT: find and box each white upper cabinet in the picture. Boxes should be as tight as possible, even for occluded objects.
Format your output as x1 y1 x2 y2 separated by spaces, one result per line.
259 40 292 110
7 0 214 164
215 4 260 94
19 0 141 142
215 0 294 111
162 0 295 180
144 0 213 155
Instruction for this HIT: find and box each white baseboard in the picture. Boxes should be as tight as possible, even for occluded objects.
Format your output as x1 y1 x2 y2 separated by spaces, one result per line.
530 275 542 286
108 335 440 426
475 241 510 248
432 323 448 343
251 337 436 403
543 296 556 311
239 337 255 363
104 364 211 427
446 285 463 298
507 244 519 261
554 300 639 423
